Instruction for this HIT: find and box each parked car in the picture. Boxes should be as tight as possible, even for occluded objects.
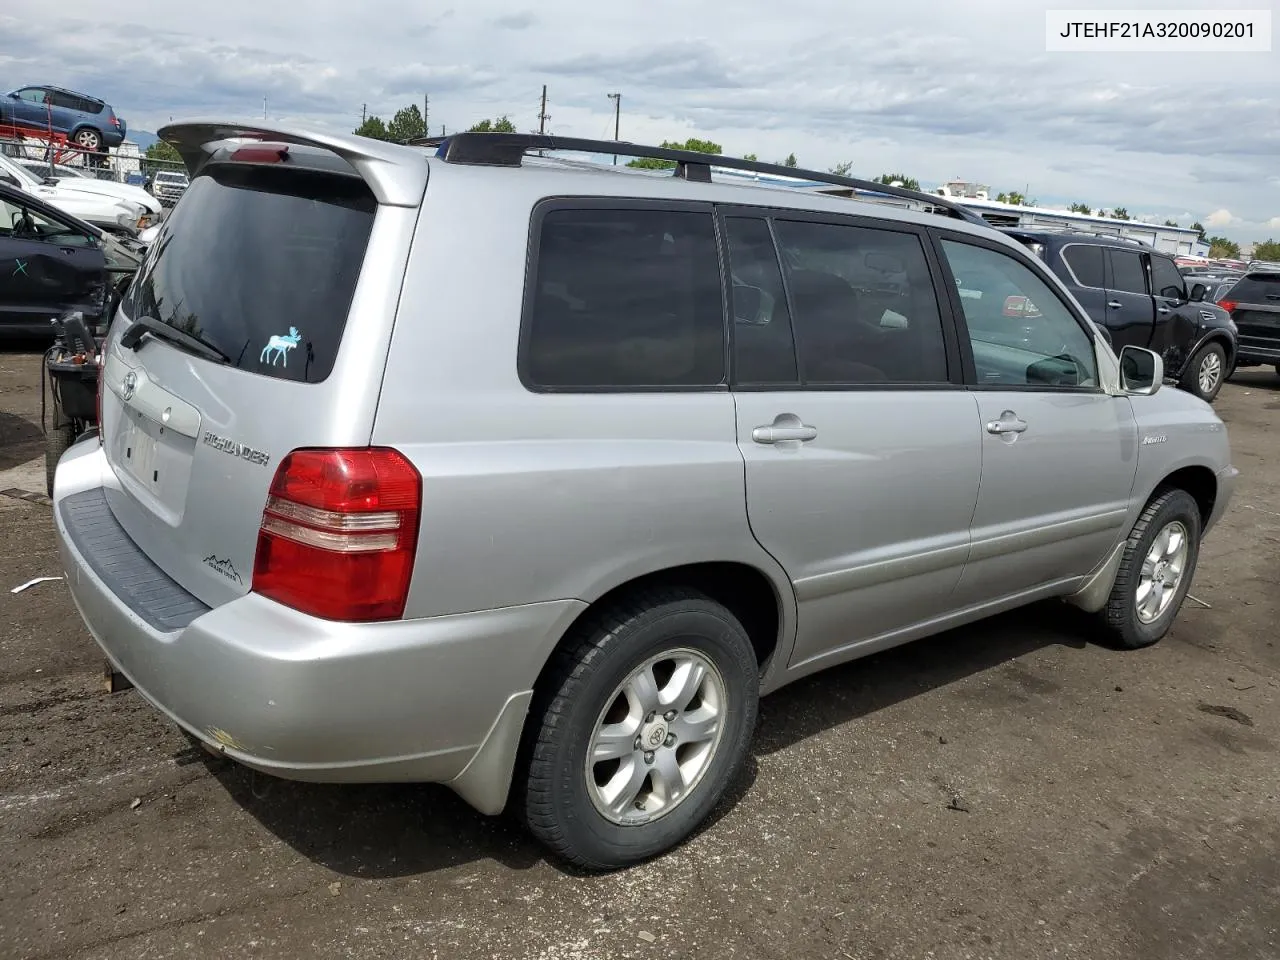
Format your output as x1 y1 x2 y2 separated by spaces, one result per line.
0 180 141 337
1002 229 1237 402
0 152 148 235
0 85 126 153
52 125 1237 871
148 169 189 205
15 158 162 216
1216 268 1280 375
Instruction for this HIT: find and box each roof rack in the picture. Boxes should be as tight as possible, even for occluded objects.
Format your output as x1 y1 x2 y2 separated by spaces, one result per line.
412 132 992 228
999 224 1153 247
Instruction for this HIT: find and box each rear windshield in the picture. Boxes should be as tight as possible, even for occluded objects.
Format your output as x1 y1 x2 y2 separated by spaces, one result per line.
125 164 375 382
1226 273 1280 303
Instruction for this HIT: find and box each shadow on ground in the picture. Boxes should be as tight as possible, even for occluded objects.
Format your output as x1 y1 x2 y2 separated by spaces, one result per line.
0 411 43 471
204 599 1091 879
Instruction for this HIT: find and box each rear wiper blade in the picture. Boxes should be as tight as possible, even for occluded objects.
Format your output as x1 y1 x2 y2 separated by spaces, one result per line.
118 315 231 365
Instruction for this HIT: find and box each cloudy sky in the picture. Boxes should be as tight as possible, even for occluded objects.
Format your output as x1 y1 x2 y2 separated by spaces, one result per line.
3 0 1277 241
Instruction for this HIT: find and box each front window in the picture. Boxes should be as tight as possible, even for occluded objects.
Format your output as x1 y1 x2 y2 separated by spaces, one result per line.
941 239 1098 389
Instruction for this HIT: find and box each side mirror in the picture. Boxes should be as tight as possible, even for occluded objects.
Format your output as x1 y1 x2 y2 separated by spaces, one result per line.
1119 345 1163 396
1190 283 1207 302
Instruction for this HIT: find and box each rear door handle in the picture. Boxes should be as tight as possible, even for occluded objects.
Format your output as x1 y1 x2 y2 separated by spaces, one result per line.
986 411 1028 435
1157 306 1170 315
753 424 817 444
1107 300 1123 309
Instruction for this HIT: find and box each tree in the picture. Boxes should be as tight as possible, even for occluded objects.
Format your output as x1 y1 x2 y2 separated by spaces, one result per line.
1190 221 1206 240
830 160 854 176
743 153 758 162
354 115 390 141
468 116 517 133
997 191 1027 206
1111 207 1130 220
1252 239 1280 262
142 139 182 176
1163 219 1179 227
1069 202 1092 215
626 137 722 170
388 104 426 142
874 172 920 191
780 153 798 168
1206 236 1241 259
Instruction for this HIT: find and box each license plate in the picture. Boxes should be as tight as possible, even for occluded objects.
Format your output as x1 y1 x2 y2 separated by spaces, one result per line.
119 411 162 489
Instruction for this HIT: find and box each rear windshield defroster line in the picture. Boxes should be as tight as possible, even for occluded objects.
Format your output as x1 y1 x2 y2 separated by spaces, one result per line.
124 164 377 383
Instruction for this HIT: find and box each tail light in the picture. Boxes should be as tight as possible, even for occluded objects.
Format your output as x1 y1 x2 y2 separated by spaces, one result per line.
1216 299 1238 313
109 112 121 128
252 448 421 622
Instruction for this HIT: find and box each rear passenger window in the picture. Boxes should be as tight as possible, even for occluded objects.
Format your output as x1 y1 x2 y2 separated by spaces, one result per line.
1150 256 1186 300
770 220 949 384
523 207 725 389
1062 245 1105 288
725 217 798 384
1110 250 1148 295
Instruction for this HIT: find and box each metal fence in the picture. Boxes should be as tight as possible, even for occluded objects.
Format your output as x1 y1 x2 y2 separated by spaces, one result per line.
0 135 185 185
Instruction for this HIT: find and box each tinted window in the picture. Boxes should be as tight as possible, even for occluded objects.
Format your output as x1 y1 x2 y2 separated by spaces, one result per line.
523 207 725 389
1225 273 1280 303
725 217 797 384
125 164 375 383
770 220 948 384
1150 255 1186 300
1110 250 1148 295
1062 245 1105 288
49 91 81 110
941 239 1097 389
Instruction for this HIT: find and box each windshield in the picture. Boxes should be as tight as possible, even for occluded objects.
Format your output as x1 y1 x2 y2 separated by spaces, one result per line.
123 163 376 382
0 154 40 188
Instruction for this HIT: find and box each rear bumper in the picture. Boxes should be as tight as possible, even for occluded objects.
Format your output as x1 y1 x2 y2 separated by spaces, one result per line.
52 442 584 803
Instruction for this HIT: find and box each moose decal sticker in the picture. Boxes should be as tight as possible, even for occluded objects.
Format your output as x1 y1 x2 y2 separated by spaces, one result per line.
260 327 302 367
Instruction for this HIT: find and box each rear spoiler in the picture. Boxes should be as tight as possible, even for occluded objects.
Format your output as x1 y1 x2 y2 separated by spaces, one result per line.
156 119 429 207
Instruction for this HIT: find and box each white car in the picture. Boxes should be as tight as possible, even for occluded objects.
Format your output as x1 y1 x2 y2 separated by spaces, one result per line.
0 152 149 235
15 159 162 215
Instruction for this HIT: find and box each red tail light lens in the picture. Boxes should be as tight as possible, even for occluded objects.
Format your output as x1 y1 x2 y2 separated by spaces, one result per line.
252 448 421 621
1216 299 1238 313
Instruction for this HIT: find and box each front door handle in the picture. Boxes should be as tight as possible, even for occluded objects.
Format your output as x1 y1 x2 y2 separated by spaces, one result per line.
1107 300 1123 309
752 413 817 444
1157 306 1170 315
986 411 1028 435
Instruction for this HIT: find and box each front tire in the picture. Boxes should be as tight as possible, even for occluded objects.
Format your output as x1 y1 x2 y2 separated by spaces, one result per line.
1181 341 1226 402
521 588 759 871
1101 489 1201 649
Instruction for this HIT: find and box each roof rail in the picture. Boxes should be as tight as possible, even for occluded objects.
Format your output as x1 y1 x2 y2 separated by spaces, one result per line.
1000 224 1153 247
412 132 992 228
157 118 428 207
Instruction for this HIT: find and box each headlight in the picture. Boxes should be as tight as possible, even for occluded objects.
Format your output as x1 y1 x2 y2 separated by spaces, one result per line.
116 210 134 228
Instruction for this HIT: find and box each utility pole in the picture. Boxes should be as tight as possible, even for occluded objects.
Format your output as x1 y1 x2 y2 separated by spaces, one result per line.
263 96 268 120
424 94 429 133
538 84 550 135
361 103 367 125
607 92 621 164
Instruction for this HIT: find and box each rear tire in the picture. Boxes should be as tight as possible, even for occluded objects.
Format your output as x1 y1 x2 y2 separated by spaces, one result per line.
72 127 103 152
45 423 75 497
1101 489 1201 650
521 587 759 871
1180 341 1226 402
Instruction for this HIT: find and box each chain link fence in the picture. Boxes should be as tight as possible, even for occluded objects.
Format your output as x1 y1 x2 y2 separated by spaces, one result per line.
0 134 186 187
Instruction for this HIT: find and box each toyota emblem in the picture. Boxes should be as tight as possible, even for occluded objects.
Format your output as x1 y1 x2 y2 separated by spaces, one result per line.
121 371 137 401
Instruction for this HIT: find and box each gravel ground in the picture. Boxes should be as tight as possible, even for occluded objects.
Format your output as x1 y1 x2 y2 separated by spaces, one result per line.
2 345 1278 960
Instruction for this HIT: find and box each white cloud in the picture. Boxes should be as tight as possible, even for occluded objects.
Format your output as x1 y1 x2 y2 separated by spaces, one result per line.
3 0 1278 239
1267 216 1280 229
1204 209 1238 228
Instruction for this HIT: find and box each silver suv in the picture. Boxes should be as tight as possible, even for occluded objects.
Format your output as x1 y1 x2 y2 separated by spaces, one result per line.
53 122 1238 870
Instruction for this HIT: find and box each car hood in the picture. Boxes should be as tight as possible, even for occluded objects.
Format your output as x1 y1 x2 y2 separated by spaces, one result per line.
48 177 161 214
26 183 140 230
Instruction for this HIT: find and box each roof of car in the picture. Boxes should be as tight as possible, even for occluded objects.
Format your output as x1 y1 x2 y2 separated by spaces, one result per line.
999 227 1157 250
28 84 106 103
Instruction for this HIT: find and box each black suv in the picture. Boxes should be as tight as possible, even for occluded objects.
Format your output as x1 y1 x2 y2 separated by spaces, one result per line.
1216 268 1280 376
1001 229 1237 402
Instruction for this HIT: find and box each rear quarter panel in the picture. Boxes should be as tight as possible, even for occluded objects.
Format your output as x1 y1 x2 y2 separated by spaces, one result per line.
373 164 796 631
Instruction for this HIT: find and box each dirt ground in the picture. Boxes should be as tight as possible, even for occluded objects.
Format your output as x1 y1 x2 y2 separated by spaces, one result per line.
2 344 1278 960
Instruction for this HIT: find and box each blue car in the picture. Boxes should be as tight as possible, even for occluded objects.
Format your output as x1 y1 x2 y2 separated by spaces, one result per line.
1 84 127 153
